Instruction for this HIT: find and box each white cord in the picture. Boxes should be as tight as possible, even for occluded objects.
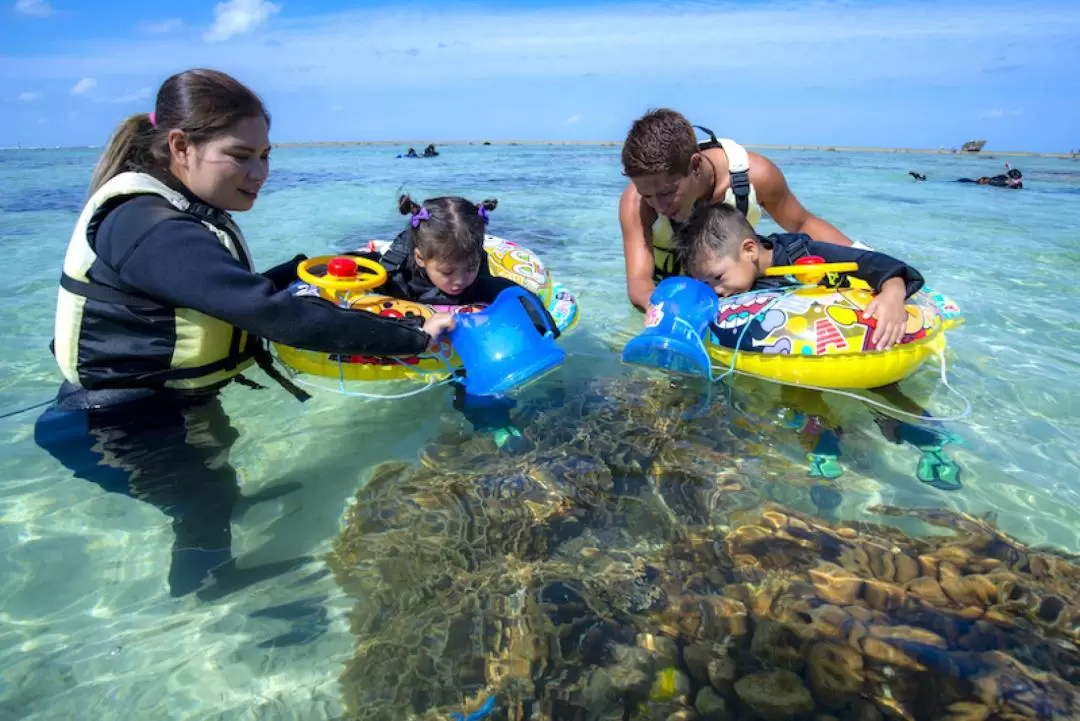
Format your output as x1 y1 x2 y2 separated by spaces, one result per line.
719 343 973 423
271 344 458 402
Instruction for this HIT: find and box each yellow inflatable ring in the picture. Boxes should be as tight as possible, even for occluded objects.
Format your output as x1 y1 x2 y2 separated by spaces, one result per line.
272 235 581 382
706 278 964 390
296 255 388 294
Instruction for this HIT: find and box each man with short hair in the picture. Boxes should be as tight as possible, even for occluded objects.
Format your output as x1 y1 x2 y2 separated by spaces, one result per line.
618 107 854 311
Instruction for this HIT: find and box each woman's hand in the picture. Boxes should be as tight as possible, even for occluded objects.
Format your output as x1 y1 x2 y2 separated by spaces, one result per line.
864 278 909 350
422 312 456 343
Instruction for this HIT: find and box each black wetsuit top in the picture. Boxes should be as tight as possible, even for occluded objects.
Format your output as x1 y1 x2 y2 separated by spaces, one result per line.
957 169 1022 189
755 233 924 298
96 196 432 358
985 173 1022 189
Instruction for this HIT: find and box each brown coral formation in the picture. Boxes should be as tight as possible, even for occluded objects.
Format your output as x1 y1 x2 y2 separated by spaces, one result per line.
325 378 1080 721
689 504 1080 721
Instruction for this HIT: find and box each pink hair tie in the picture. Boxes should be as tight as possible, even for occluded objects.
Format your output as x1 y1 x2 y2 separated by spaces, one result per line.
148 111 157 127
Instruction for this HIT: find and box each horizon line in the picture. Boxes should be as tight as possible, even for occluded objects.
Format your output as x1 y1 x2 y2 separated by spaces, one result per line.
272 140 1078 158
3 140 1077 159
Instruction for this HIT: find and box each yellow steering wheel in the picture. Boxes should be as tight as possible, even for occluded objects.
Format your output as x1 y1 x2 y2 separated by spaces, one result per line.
297 255 388 294
765 258 858 286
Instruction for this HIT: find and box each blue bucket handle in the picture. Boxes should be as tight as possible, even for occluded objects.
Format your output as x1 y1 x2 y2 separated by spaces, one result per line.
499 286 556 338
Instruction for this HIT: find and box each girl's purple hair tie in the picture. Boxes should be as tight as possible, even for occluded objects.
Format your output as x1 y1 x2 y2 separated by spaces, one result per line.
410 207 430 228
148 111 157 127
477 206 489 225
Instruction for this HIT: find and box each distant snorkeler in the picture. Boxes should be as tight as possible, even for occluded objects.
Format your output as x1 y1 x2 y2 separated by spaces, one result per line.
908 171 927 181
957 161 1023 189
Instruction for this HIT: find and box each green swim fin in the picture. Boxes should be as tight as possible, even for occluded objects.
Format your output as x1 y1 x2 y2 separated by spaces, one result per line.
916 447 962 491
493 424 532 454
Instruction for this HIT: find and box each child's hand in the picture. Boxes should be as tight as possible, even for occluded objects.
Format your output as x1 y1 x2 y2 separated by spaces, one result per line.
864 278 908 350
422 312 456 342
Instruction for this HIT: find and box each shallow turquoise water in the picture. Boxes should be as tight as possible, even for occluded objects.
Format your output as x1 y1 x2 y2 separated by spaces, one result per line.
1 144 1079 718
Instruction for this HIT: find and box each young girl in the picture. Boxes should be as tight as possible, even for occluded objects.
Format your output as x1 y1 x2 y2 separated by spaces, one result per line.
368 194 560 452
371 194 522 304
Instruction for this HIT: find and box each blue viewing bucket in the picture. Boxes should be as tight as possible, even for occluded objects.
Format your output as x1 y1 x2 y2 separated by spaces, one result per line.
621 277 719 380
449 287 566 396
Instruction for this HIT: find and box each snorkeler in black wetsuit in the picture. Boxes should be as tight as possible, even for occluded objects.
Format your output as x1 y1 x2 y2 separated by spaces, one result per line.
909 172 927 181
957 167 1023 189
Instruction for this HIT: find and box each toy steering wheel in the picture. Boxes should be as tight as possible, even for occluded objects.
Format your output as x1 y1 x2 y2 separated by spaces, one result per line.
765 256 858 285
297 255 388 294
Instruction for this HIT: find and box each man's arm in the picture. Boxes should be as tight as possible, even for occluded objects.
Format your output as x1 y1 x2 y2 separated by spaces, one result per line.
619 182 660 312
752 153 854 247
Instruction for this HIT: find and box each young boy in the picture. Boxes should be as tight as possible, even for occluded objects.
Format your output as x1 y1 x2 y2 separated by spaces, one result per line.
677 202 923 350
676 202 961 506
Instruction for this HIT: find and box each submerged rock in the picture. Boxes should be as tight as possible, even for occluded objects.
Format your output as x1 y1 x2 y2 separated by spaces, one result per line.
734 669 815 719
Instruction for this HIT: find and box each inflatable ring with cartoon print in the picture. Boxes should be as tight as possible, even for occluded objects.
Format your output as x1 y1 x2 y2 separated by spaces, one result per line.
706 259 965 390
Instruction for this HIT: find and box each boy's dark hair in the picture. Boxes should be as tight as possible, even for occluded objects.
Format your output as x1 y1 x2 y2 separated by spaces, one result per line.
621 108 699 178
676 202 758 273
397 194 498 268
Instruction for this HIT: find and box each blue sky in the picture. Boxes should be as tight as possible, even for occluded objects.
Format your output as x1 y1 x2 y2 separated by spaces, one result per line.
2 0 1078 151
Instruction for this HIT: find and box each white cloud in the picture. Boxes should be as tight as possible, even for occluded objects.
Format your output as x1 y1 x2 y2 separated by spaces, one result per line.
98 87 153 104
565 114 581 126
2 1 1077 94
19 91 42 101
70 77 97 95
204 0 281 43
14 0 51 17
138 18 183 35
979 109 1022 119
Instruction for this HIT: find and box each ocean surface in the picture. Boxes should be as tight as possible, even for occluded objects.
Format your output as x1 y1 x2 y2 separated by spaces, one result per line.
1 143 1078 719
